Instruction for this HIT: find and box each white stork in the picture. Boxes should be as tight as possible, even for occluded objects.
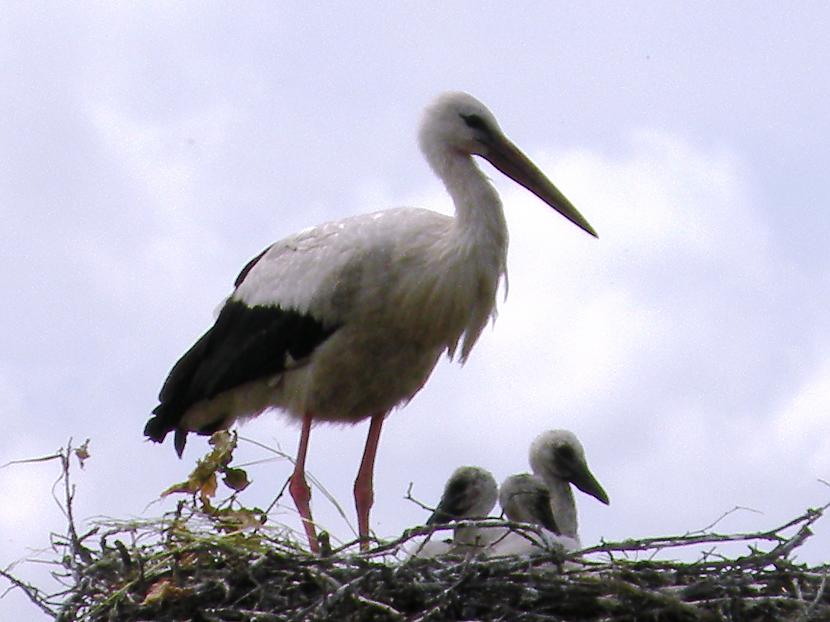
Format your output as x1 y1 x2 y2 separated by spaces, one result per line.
144 92 596 553
529 429 609 545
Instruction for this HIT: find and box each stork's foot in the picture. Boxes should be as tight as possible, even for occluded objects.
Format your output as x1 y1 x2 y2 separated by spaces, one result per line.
289 472 319 554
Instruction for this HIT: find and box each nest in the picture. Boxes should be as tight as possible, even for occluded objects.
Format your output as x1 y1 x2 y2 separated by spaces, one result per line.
3 440 829 621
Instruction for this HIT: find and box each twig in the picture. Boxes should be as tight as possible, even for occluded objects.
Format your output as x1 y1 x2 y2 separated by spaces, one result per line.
796 570 828 622
0 568 56 617
363 517 572 560
581 502 829 560
354 595 405 619
404 481 436 513
690 505 762 534
0 451 62 470
238 434 356 537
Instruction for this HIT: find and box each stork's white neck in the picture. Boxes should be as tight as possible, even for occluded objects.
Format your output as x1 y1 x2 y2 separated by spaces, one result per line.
415 137 509 361
422 144 508 253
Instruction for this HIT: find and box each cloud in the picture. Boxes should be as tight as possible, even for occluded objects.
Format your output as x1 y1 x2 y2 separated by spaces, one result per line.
85 100 235 295
768 357 830 475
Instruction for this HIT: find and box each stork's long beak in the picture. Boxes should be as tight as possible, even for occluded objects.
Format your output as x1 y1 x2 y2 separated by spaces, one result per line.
426 500 454 526
485 138 598 238
427 487 468 525
568 463 610 505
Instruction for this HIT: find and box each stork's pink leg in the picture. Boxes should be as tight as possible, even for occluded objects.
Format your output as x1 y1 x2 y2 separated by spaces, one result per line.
354 413 385 551
289 413 319 553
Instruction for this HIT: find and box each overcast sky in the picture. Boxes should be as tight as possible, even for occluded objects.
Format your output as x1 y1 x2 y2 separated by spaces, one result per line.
2 3 829 618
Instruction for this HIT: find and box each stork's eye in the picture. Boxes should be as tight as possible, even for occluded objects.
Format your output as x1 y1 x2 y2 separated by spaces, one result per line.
555 445 577 462
460 113 490 133
553 444 578 474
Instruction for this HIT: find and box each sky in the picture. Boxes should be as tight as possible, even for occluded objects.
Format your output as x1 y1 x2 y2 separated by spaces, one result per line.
2 2 829 618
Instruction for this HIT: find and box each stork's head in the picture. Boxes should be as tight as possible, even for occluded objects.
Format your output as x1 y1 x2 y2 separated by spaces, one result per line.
419 91 597 237
529 429 610 505
499 473 560 534
419 91 504 157
426 465 498 525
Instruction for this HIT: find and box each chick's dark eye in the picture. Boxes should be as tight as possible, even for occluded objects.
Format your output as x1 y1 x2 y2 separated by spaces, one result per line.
460 113 489 133
555 445 577 463
553 445 578 475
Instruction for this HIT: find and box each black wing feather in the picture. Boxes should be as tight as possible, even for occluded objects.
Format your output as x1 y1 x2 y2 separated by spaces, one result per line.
234 245 271 288
145 299 338 452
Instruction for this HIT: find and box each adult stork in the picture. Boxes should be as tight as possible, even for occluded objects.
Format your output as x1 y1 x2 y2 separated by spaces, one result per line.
144 92 597 552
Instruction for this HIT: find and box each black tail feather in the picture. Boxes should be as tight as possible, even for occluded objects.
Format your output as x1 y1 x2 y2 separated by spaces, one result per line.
143 412 170 444
174 430 188 457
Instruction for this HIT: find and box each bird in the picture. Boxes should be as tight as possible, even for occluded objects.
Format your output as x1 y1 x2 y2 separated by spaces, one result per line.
409 465 499 558
144 92 597 553
486 473 579 557
529 429 609 545
498 473 560 530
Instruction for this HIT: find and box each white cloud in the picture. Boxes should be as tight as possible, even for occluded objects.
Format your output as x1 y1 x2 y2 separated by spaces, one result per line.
87 100 233 259
0 464 58 544
768 357 830 475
